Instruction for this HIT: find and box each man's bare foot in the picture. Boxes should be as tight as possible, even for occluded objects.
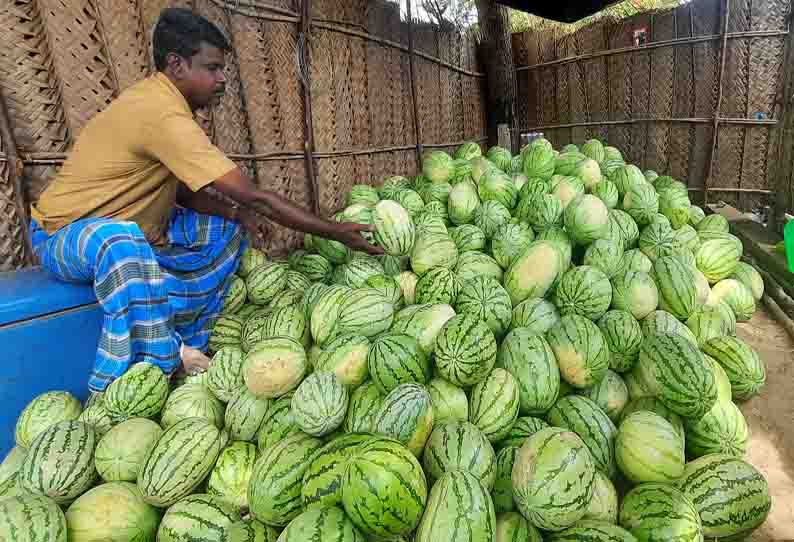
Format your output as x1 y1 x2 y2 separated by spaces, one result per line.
181 345 212 375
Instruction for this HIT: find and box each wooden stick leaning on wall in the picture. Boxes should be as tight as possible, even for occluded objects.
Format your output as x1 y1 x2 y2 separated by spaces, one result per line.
406 0 424 172
298 0 321 215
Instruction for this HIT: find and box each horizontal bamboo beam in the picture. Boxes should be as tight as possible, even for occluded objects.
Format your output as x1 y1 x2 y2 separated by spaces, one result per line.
515 29 789 72
687 187 773 194
521 116 777 132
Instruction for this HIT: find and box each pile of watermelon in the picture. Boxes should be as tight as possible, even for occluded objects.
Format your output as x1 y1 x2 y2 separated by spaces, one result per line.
0 138 774 542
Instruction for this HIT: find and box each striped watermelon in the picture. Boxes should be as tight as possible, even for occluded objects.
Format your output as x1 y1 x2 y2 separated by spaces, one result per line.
65 482 159 541
495 512 543 542
685 303 734 346
653 256 697 319
393 188 426 215
309 285 349 346
696 237 741 284
291 372 348 437
479 169 518 208
455 276 512 338
94 418 163 482
277 505 364 541
619 483 702 542
522 142 556 180
584 471 619 523
427 378 469 423
365 274 404 308
658 187 691 230
583 239 624 279
611 165 645 197
238 248 267 278
422 420 496 489
615 411 684 483
623 364 656 401
373 200 415 256
469 368 520 442
674 224 701 254
620 397 684 439
504 241 565 304
14 391 81 449
708 354 734 402
368 333 431 393
702 336 765 400
0 494 67 542
391 303 456 355
553 266 613 321
620 250 652 275
456 142 483 160
688 205 706 226
244 336 307 399
248 432 324 526
348 183 380 206
77 400 114 437
263 305 310 348
246 262 288 305
342 437 428 538
314 335 371 388
546 395 618 478
103 362 168 421
344 381 385 433
510 298 561 335
455 251 504 283
240 308 273 352
415 470 496 542
637 332 717 418
292 253 332 283
209 313 245 353
641 310 698 344
208 346 245 402
695 213 729 233
420 181 452 205
224 387 270 442
598 310 643 373
623 183 659 227
707 278 756 321
512 427 595 531
497 329 560 415
314 236 351 265
434 313 497 387
493 446 518 512
564 194 610 246
337 258 385 289
449 223 487 252
138 418 225 507
0 447 26 499
684 400 748 458
207 442 257 511
373 383 434 456
517 193 563 232
223 276 247 314
730 261 764 301
227 520 279 542
608 210 640 250
639 222 676 261
497 416 550 449
592 179 620 209
161 383 225 429
551 176 585 209
546 315 609 389
257 393 299 452
415 267 461 305
492 222 535 270
474 200 512 238
269 289 304 312
580 369 629 422
335 288 395 338
676 454 770 540
380 175 411 197
448 179 481 225
157 493 240 542
547 521 637 542
19 421 97 504
301 433 373 509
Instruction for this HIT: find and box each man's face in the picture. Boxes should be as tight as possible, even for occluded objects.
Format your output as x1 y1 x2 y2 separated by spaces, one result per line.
173 43 227 110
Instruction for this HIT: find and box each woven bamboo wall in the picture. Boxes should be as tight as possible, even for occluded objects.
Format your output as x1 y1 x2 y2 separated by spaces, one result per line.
513 0 790 216
0 0 487 268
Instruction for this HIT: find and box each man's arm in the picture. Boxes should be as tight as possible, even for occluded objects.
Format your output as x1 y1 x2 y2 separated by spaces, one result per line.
176 182 239 222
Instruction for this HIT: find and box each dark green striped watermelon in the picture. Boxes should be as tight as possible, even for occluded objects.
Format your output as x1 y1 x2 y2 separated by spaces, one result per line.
367 333 432 393
580 369 629 422
434 313 497 387
492 446 518 512
653 256 697 320
372 383 434 456
207 346 245 402
335 288 395 339
495 511 542 542
223 275 248 314
455 276 512 339
257 393 298 452
553 266 613 321
422 420 495 489
209 313 245 353
497 329 560 415
227 519 279 542
277 505 364 541
492 222 535 270
225 387 271 443
701 336 765 400
547 520 637 542
301 433 373 509
291 372 348 437
619 483 702 542
455 251 504 283
546 315 609 389
292 253 332 283
246 262 289 305
497 416 550 449
619 397 684 439
597 310 643 373
684 400 748 458
450 223 487 253
160 382 224 429
238 248 267 278
0 494 67 542
14 391 82 449
510 298 561 335
343 381 385 434
415 267 461 305
103 362 168 422
470 368 520 443
157 493 240 542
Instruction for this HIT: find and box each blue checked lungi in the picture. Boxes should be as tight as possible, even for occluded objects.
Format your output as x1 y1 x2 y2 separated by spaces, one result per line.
30 208 247 392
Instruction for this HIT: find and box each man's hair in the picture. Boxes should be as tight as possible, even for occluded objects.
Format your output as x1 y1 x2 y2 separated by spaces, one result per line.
153 8 231 71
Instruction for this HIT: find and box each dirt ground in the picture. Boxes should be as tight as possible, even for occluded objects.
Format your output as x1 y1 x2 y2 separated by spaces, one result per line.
738 306 794 542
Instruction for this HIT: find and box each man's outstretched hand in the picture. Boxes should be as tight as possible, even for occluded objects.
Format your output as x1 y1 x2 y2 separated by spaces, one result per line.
238 209 269 242
332 222 384 256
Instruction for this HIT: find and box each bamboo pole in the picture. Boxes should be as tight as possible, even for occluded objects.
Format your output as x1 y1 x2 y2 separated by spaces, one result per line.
768 16 794 233
521 117 777 132
298 0 320 215
406 0 424 172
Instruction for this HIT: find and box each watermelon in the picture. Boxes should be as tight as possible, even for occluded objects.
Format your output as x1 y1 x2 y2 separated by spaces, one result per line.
546 395 618 478
455 251 504 283
314 335 370 388
415 267 461 305
546 315 609 389
696 237 742 284
427 378 468 423
493 446 518 512
492 222 534 269
449 223 487 252
504 241 565 304
497 329 560 415
473 200 512 238
685 400 748 458
373 200 415 256
641 310 698 344
225 387 270 442
592 179 619 209
244 336 307 399
510 298 561 335
602 159 627 180
554 152 586 176
227 520 278 542
342 437 428 538
688 205 705 226
373 383 434 456
18 420 97 505
301 433 372 509
730 261 764 301
103 362 168 422
420 181 452 205
434 313 497 387
238 248 268 278
207 442 257 511
496 512 543 542
380 175 411 198
619 483 702 542
486 145 513 172
335 288 395 339
257 394 299 451
410 233 458 275
456 142 483 160
583 239 624 278
498 417 550 449
685 303 734 346
77 400 114 437
14 391 82 449
512 427 595 531
277 505 364 541
337 258 385 289
292 253 332 283
619 250 652 274
547 520 637 542
314 236 351 265
0 447 26 498
0 494 67 542
653 256 697 319
455 276 512 339
94 418 163 482
584 471 619 523
270 289 304 311
517 193 564 232
424 150 454 183
207 347 245 402
636 332 717 419
658 187 691 230
676 454 771 540
522 143 556 180
701 336 765 400
392 189 425 217
519 178 550 201
366 274 404 308
611 165 645 197
564 195 609 246
223 276 247 314
291 372 348 436
673 224 701 254
620 397 684 439
551 175 586 208
368 333 431 393
448 179 481 225
469 368 520 442
479 169 518 209
414 470 496 542
248 432 324 526
66 482 160 542
343 381 385 433
246 262 289 304
240 308 274 352
707 278 756 321
157 494 240 542
422 420 496 488
695 213 729 233
391 303 456 355
553 266 613 321
309 285 349 346
396 272 418 304
598 310 643 373
347 184 380 206
608 209 640 250
580 369 629 422
615 411 684 483
581 139 606 163
414 206 448 232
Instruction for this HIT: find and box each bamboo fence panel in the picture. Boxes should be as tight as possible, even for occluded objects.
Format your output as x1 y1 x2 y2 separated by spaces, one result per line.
513 0 791 216
0 0 487 267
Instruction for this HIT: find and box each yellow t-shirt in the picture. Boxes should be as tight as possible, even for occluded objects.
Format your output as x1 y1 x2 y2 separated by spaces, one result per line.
31 73 237 245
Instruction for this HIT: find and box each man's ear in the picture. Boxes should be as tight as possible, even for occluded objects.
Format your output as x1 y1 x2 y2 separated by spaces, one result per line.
166 53 187 79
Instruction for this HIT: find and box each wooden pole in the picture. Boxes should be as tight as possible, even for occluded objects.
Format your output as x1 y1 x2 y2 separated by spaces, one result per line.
406 0 424 173
0 86 34 266
769 16 794 234
299 0 321 215
703 0 731 207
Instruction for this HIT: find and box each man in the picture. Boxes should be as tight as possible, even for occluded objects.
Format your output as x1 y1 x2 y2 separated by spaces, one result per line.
29 8 380 396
